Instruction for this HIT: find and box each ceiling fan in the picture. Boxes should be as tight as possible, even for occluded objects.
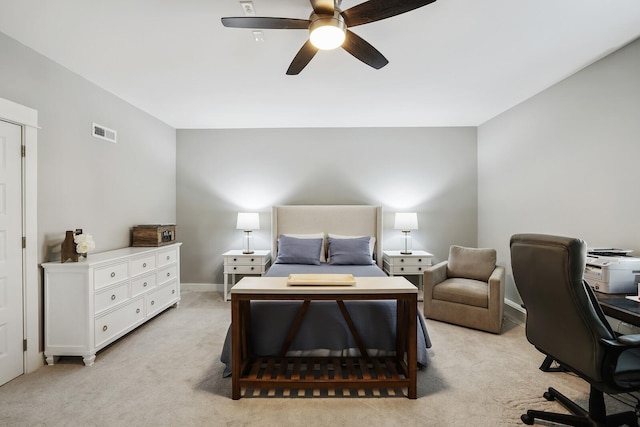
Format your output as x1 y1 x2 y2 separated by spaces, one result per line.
221 0 437 75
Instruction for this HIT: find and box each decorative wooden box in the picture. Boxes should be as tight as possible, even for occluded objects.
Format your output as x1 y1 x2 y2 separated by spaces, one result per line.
132 225 176 247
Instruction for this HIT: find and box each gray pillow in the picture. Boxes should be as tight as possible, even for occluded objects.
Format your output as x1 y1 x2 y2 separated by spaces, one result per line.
328 236 373 265
447 245 496 281
275 235 323 265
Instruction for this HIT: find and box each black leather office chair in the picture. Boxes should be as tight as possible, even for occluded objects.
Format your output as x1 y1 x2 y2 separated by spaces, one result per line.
510 233 640 426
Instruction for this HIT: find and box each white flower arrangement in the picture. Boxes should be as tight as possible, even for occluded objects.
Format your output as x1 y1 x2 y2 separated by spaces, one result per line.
74 233 95 254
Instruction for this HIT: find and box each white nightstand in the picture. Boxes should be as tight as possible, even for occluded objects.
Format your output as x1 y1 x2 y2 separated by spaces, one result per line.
223 250 271 301
383 250 434 301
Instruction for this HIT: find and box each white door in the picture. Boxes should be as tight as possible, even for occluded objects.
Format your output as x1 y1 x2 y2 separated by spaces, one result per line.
0 120 24 385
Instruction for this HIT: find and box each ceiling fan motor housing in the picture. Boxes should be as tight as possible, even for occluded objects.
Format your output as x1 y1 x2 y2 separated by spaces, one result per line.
309 11 346 50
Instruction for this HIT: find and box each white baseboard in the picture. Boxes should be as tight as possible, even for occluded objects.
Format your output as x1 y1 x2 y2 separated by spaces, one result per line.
181 282 220 292
504 298 526 325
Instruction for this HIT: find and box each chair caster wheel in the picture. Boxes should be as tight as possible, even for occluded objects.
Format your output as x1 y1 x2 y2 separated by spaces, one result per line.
543 391 554 401
521 414 534 425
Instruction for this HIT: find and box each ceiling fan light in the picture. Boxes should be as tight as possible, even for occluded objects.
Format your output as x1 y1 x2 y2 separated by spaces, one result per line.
309 16 346 50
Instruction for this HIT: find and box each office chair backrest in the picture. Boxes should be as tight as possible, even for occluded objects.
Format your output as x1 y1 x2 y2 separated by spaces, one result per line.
510 234 616 382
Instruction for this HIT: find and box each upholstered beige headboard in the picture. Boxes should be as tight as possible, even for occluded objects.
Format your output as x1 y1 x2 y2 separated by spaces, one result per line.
271 205 383 267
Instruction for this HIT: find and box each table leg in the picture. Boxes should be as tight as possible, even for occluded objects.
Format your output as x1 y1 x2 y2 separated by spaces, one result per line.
231 295 241 399
407 294 417 399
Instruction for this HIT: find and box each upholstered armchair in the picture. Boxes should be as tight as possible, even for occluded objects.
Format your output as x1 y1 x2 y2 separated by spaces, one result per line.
423 245 505 334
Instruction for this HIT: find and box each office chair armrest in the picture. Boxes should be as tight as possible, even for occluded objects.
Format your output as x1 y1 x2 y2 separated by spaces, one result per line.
601 334 640 349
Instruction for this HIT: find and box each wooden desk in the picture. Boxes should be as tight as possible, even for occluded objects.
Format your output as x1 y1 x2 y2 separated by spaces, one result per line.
230 276 418 399
596 293 640 328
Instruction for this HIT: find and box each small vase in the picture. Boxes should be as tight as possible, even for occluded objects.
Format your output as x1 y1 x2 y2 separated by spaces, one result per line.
61 230 79 263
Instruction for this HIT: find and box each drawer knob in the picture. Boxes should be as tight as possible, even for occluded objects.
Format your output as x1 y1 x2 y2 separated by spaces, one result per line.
143 262 147 268
102 325 108 332
166 255 170 260
250 267 254 271
251 258 255 262
166 272 171 277
111 294 116 301
418 267 422 271
151 300 155 306
233 258 237 262
143 282 148 287
233 267 237 271
400 259 405 263
400 267 404 271
172 289 175 294
136 308 140 314
110 272 116 278
418 259 422 262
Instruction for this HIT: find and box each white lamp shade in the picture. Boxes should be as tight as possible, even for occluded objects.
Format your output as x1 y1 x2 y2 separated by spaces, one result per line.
236 212 260 230
394 212 418 231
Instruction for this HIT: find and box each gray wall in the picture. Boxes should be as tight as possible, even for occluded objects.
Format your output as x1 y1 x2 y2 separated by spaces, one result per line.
0 32 176 261
478 37 640 304
177 127 477 285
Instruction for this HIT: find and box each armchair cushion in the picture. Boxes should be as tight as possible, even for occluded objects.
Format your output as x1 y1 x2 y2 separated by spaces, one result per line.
432 278 488 308
447 245 496 282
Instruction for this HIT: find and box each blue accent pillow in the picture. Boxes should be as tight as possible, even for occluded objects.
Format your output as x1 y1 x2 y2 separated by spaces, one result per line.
328 236 373 265
275 235 323 265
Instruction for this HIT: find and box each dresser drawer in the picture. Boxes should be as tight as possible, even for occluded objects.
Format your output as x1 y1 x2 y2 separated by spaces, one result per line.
130 254 156 277
147 281 178 318
95 282 130 314
131 272 157 297
94 298 145 348
158 265 177 285
94 262 129 290
158 248 178 267
225 255 267 266
224 264 266 274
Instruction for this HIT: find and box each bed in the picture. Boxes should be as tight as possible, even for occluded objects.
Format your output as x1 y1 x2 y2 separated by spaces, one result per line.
220 205 432 377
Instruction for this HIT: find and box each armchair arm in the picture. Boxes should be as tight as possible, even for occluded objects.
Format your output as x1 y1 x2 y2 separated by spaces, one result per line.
487 265 505 310
425 261 448 285
424 261 448 302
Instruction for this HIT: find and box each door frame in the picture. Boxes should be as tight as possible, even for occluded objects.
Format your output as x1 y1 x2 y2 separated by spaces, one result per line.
0 97 40 373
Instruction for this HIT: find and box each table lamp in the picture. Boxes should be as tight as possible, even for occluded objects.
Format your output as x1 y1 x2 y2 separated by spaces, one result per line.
394 212 418 255
236 212 260 254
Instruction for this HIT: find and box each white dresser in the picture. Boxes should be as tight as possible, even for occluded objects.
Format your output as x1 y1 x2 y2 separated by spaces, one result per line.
42 242 182 366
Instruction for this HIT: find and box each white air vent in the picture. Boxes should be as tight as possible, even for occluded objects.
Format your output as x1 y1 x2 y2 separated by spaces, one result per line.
92 123 117 143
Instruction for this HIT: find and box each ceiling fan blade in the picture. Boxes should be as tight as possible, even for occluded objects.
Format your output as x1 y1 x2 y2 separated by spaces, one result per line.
286 40 319 75
341 30 389 70
341 0 437 27
221 17 310 29
310 0 334 15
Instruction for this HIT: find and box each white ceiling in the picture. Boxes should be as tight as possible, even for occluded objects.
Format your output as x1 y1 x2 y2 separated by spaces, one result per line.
1 0 640 129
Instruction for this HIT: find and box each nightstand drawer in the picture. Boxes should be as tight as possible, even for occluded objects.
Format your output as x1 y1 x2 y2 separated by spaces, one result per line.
224 264 266 275
386 257 431 266
388 265 428 274
224 255 268 266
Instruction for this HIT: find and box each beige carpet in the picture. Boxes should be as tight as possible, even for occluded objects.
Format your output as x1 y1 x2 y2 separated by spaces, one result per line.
1 290 637 426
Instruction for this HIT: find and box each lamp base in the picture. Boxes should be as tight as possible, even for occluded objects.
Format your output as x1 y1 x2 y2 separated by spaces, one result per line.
242 250 254 254
400 251 412 255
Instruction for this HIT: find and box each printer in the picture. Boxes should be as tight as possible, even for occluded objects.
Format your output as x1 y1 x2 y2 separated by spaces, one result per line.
584 248 640 294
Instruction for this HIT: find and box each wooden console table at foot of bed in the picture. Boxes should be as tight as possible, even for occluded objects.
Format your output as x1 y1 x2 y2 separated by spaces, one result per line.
230 276 418 399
